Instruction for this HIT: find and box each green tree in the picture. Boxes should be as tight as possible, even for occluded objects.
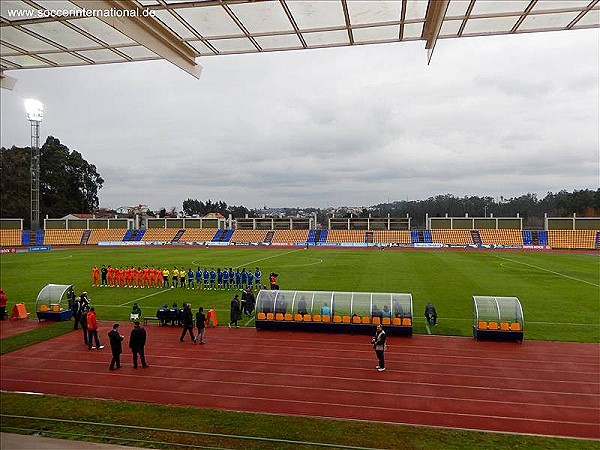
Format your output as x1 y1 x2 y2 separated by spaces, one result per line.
0 136 103 227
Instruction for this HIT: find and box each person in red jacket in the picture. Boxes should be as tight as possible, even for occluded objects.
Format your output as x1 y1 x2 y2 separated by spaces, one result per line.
86 307 104 350
0 289 7 320
92 265 99 286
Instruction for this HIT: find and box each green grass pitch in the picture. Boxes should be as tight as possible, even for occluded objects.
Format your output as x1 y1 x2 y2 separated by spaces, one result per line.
1 246 598 342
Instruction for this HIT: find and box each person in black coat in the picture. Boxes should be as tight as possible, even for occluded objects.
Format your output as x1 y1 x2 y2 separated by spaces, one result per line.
180 303 195 342
245 288 256 315
80 306 89 346
129 321 148 368
229 295 241 328
72 297 82 330
108 323 124 370
372 324 387 372
425 303 438 326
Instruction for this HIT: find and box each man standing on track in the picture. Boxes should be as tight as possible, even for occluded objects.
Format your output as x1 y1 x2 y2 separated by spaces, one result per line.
108 323 123 371
129 320 148 368
180 303 195 342
372 324 387 372
195 307 207 344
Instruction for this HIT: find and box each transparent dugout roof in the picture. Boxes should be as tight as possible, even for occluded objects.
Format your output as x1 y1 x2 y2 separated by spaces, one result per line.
256 289 413 317
473 295 524 324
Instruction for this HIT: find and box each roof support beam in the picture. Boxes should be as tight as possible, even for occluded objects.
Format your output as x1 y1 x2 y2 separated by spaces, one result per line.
422 0 450 64
70 0 201 78
1 70 18 90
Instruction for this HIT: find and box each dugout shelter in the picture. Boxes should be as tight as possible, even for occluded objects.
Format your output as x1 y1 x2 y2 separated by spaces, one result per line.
473 295 523 342
255 289 413 336
35 284 74 321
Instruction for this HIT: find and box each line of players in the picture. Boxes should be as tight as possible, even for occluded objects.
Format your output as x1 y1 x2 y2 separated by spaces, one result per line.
92 265 262 290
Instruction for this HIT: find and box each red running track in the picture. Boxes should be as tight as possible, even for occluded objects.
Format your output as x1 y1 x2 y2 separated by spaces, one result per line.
1 323 599 439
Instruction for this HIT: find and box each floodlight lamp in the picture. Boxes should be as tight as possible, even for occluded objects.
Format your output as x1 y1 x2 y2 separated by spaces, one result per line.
24 99 43 122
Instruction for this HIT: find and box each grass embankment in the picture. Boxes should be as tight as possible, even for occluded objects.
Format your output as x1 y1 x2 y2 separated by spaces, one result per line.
0 321 73 355
1 392 596 450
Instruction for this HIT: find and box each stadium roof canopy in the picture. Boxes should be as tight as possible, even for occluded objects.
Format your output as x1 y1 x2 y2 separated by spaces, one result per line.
1 0 598 87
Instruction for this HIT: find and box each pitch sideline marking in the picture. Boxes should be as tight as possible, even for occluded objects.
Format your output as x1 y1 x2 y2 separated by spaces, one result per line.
118 289 170 307
494 254 599 287
191 248 303 270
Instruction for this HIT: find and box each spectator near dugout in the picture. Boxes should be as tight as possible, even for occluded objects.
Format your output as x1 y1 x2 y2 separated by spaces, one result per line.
0 289 7 320
269 272 279 290
425 303 438 326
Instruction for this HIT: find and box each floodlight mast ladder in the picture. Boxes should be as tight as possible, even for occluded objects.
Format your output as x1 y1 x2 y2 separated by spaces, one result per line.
30 119 40 231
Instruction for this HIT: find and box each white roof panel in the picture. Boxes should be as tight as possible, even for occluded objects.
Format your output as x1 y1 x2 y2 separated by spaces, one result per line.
41 51 87 65
2 54 49 67
347 1 402 25
303 29 349 47
519 11 583 31
176 5 242 38
23 21 99 48
353 25 400 43
254 34 303 51
286 1 346 30
229 1 293 34
532 1 593 13
117 45 158 59
0 27 59 52
446 0 471 19
463 16 519 35
0 1 38 21
574 9 600 28
404 0 429 21
154 9 197 40
76 48 125 63
68 18 135 46
209 37 256 53
470 0 530 16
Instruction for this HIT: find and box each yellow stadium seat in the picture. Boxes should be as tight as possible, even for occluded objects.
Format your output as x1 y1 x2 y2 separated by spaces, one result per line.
333 315 341 323
51 304 60 312
342 316 351 324
477 321 487 330
275 313 284 321
382 317 391 325
372 317 381 325
284 313 293 321
510 323 521 331
303 315 312 322
402 318 412 326
322 315 331 323
295 314 303 321
312 314 321 322
488 321 499 330
257 312 266 320
500 322 510 331
361 316 370 324
352 315 361 324
392 318 401 326
39 304 49 312
266 313 274 320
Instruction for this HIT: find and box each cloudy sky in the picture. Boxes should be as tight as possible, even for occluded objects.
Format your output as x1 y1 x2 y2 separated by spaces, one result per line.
1 27 598 211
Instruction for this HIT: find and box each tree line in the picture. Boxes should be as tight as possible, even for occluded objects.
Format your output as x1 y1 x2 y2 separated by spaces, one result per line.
1 137 104 228
363 190 600 228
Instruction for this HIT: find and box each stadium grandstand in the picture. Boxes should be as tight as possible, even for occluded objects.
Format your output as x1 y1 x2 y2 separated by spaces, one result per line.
3 216 598 250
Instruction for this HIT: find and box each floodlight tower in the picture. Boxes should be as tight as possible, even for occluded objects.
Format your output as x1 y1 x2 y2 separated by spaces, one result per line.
25 99 43 230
